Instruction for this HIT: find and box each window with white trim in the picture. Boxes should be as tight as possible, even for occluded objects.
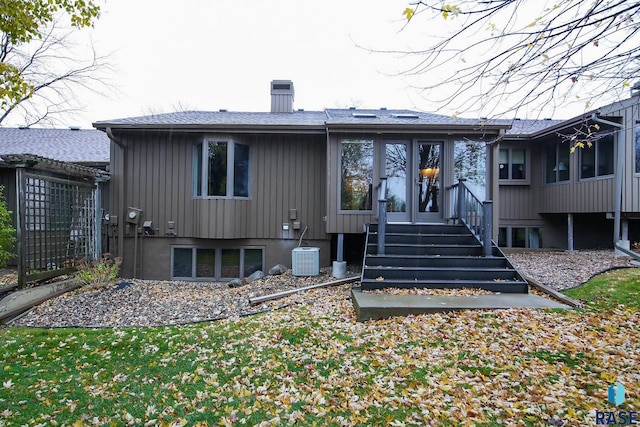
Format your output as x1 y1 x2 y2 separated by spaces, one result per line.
193 139 250 197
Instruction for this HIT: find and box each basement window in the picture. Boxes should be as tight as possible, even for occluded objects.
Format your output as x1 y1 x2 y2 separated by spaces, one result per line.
172 247 263 280
193 138 250 198
498 226 542 248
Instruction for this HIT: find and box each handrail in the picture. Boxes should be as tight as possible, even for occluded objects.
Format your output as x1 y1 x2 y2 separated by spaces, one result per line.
448 178 493 256
614 242 640 261
377 178 387 255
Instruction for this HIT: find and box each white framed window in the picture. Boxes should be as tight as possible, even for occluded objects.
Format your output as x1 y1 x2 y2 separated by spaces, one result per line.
172 246 263 280
193 138 250 198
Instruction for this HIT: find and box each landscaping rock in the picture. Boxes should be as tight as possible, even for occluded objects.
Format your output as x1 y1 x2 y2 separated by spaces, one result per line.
246 270 265 282
268 264 288 275
227 278 244 288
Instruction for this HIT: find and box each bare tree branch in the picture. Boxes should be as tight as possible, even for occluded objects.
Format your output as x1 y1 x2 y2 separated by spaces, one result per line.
0 19 114 126
385 0 640 118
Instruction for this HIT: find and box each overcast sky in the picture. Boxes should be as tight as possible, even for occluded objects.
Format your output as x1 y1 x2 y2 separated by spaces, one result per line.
55 0 417 128
11 0 599 129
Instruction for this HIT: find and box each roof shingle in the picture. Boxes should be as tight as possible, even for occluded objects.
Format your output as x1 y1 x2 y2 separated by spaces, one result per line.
0 128 110 164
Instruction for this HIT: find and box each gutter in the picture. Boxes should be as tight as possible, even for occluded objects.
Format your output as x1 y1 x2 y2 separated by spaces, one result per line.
106 127 124 148
590 113 625 248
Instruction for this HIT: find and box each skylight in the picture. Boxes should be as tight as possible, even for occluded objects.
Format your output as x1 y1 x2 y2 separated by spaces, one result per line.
351 113 377 118
391 113 419 119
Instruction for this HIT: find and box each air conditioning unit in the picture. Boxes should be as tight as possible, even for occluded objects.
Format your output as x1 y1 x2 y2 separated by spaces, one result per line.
292 247 319 276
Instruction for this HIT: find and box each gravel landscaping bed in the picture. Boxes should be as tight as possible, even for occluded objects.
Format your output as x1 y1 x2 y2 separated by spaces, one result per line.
9 249 637 328
505 249 636 290
11 267 361 328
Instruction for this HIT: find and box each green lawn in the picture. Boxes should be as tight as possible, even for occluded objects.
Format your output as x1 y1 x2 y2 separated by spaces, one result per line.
1 279 638 426
563 267 640 310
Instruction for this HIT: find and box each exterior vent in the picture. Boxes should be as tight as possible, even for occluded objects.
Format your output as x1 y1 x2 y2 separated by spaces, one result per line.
69 126 81 130
270 80 295 113
352 113 377 118
292 247 319 276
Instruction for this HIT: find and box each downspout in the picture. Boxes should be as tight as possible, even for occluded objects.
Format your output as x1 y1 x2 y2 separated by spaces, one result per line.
591 113 625 247
105 127 126 260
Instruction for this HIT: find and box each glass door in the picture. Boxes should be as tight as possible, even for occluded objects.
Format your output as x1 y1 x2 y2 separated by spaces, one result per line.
415 142 442 222
384 142 410 222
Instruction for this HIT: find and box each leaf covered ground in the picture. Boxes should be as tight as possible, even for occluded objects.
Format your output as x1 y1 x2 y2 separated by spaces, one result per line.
1 284 639 426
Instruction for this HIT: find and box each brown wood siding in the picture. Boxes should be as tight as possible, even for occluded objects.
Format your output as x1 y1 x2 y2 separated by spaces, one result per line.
499 185 539 220
110 131 327 244
539 178 614 213
619 101 640 212
501 130 618 220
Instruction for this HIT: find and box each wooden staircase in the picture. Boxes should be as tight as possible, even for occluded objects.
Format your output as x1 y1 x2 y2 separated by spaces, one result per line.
361 223 527 293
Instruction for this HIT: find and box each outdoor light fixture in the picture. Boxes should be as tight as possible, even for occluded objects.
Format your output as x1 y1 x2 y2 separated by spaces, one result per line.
420 167 439 180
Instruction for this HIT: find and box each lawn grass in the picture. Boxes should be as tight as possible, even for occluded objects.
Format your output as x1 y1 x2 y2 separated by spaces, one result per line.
1 284 639 426
563 267 640 310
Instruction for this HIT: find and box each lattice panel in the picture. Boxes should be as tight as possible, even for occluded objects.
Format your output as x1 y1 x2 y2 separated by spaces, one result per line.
22 173 97 276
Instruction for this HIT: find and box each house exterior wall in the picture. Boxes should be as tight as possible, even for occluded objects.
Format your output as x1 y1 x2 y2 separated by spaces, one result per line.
325 132 459 234
497 97 640 248
598 98 640 213
108 131 329 279
118 237 331 280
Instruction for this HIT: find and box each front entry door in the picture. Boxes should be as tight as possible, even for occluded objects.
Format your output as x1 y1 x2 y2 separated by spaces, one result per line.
415 142 441 222
384 141 442 223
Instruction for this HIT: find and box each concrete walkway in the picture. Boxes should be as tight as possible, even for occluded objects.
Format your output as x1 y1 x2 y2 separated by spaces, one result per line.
352 287 571 321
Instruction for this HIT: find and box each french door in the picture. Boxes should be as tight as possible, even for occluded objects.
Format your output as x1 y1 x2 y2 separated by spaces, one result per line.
384 141 442 223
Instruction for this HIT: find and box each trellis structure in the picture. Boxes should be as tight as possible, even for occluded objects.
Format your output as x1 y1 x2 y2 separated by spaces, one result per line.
1 154 109 287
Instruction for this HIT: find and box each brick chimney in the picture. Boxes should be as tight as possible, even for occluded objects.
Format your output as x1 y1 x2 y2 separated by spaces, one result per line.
270 80 294 113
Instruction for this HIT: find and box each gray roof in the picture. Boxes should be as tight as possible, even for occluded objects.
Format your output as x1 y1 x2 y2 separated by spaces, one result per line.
94 108 515 132
499 118 567 137
93 110 329 128
93 108 569 136
0 128 110 164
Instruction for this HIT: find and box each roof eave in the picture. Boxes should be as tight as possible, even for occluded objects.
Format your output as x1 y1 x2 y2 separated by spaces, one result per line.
326 123 509 134
93 123 327 135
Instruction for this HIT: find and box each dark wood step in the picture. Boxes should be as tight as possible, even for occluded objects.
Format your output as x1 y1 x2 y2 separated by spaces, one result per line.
365 255 512 269
367 243 483 256
360 279 528 293
368 233 479 245
363 267 520 281
368 223 469 235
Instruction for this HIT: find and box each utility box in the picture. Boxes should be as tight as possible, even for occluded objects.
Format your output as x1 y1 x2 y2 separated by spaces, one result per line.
292 247 319 276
